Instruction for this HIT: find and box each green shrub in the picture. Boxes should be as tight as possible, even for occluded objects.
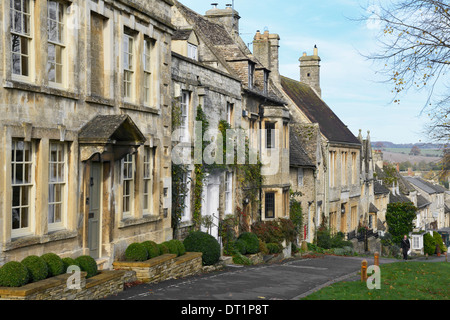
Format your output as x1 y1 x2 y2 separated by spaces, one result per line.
142 241 160 259
0 261 29 287
21 255 48 282
170 239 186 256
75 256 98 278
433 232 447 253
233 239 247 255
232 252 253 265
237 232 260 254
62 257 79 273
266 243 282 254
316 227 332 249
41 253 64 277
183 231 220 266
163 240 179 256
158 243 170 255
424 233 436 255
333 248 345 256
259 240 269 255
125 243 149 262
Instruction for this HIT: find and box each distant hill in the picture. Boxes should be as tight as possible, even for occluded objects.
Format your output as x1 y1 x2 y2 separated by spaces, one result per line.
372 141 444 150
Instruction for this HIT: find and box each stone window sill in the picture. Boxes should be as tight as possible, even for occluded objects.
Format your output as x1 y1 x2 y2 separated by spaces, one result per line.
5 230 78 252
118 214 161 229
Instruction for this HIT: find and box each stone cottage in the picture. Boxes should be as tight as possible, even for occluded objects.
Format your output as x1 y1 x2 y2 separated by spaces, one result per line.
0 0 175 269
251 34 364 241
170 1 291 238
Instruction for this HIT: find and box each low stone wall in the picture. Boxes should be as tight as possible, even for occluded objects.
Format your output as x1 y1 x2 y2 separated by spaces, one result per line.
0 270 133 300
350 237 382 254
112 252 203 284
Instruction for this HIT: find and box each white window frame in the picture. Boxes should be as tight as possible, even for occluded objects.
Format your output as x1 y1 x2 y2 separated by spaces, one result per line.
11 139 35 238
48 141 67 231
143 37 152 106
248 62 255 89
10 0 33 80
298 168 304 187
123 30 134 101
47 0 65 86
142 146 154 215
225 172 233 214
187 43 198 60
121 153 135 218
226 102 234 126
180 91 190 143
181 170 192 222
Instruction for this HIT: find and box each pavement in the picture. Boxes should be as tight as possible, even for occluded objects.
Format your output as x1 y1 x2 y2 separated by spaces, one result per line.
102 253 448 301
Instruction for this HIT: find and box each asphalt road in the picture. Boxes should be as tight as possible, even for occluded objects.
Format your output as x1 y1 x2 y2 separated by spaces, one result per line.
104 255 399 301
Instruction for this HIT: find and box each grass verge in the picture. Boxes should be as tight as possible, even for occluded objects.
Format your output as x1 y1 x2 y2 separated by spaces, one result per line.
301 262 449 300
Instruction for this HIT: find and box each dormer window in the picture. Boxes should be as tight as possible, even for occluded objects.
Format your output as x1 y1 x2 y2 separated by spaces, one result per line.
187 43 198 60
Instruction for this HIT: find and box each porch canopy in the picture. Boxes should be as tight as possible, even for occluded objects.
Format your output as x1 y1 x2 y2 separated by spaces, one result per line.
78 115 146 162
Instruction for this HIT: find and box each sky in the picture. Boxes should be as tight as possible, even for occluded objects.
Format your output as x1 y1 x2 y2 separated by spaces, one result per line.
177 0 436 144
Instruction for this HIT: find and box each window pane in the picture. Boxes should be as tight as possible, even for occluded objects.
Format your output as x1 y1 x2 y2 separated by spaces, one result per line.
48 20 57 41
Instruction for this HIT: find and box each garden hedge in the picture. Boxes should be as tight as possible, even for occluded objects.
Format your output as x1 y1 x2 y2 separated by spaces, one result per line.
41 253 64 277
75 255 98 278
125 243 149 262
0 261 29 287
21 255 48 283
183 231 220 266
142 241 160 259
237 232 260 254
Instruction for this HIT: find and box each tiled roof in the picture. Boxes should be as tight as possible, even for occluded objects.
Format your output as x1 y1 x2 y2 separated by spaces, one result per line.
280 76 360 145
290 126 315 168
417 194 431 209
78 115 146 144
374 181 390 195
404 177 447 195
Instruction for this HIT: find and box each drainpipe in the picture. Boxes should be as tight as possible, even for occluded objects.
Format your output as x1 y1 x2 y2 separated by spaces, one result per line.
258 103 265 222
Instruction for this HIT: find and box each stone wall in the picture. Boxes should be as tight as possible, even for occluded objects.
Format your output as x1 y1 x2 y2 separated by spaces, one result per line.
113 252 202 284
0 270 134 300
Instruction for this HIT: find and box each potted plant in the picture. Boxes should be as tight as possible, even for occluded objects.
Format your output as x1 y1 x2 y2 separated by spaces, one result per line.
436 244 441 257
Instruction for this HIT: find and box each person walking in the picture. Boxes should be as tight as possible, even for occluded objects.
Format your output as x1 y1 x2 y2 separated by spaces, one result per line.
401 235 410 261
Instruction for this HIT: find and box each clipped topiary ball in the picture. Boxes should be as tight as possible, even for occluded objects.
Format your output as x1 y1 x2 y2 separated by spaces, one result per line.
163 240 179 256
183 231 220 266
233 239 247 255
41 253 65 277
21 255 48 282
142 241 160 259
238 232 260 254
172 239 186 256
62 257 79 273
158 243 170 255
0 261 29 287
125 243 149 262
75 255 98 278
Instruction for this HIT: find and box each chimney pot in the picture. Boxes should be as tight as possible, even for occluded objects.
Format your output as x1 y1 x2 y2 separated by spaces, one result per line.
211 3 218 9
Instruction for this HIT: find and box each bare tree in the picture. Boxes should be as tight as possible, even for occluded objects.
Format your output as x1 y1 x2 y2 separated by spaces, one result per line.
362 0 450 142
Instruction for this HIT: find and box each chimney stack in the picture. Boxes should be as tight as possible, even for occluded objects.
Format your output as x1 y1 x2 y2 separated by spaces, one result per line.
252 29 280 83
205 4 240 35
299 46 321 97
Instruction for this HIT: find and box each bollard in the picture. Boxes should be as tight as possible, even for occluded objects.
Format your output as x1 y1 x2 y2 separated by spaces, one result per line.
361 260 368 282
374 252 379 267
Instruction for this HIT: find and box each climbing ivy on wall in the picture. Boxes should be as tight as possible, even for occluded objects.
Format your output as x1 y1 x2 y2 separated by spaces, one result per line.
192 105 210 229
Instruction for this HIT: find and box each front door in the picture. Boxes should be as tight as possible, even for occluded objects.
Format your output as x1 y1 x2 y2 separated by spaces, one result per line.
201 174 220 240
88 162 101 259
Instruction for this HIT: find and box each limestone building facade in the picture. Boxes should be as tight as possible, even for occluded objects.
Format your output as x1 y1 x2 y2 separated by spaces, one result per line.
0 0 175 268
170 1 291 237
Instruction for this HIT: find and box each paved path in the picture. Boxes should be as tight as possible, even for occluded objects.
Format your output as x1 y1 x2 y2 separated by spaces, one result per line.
104 254 407 301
